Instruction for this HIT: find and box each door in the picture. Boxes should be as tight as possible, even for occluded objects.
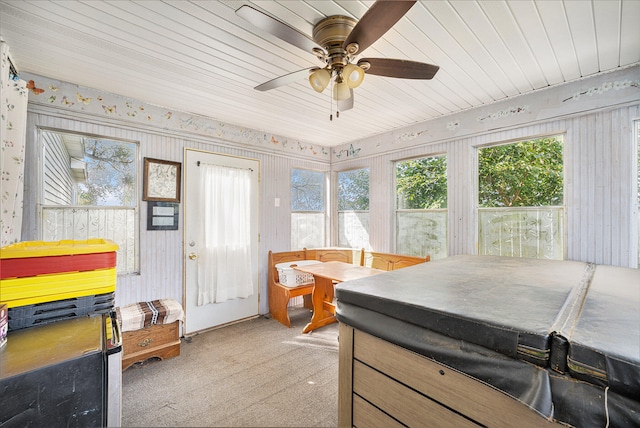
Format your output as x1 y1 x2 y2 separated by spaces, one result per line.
184 149 260 334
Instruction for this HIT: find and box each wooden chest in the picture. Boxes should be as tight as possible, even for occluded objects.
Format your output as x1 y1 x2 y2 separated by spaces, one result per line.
121 321 180 370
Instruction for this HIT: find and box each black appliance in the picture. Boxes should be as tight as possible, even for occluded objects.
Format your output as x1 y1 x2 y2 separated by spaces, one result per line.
0 312 122 427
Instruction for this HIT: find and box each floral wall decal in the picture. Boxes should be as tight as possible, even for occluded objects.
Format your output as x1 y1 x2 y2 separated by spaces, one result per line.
398 130 427 141
562 79 639 102
477 105 529 123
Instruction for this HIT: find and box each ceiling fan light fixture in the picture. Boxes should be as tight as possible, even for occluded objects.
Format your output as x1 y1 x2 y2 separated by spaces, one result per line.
333 79 351 101
239 1 439 117
344 63 365 88
309 68 331 93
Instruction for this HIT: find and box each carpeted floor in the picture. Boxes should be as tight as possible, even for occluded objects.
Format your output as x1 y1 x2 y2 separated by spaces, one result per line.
121 307 339 427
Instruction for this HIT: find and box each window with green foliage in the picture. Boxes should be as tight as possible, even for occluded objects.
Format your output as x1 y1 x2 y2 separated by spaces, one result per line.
395 155 447 259
478 136 564 259
396 156 447 209
479 138 563 207
291 169 325 249
337 168 370 249
40 130 139 273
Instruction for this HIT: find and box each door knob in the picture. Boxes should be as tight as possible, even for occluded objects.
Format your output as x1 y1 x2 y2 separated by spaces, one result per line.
188 253 197 260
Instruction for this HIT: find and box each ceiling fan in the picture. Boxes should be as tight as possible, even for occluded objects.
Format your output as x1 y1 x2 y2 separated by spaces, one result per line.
236 0 439 114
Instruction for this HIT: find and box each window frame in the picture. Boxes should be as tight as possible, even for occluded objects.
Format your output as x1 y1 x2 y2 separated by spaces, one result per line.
336 167 370 250
393 153 448 259
290 167 327 250
37 127 140 275
475 134 566 260
635 120 640 268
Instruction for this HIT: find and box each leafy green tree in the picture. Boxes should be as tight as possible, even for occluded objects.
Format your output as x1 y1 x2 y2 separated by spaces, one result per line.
338 168 369 210
396 137 563 209
396 156 447 209
479 137 563 207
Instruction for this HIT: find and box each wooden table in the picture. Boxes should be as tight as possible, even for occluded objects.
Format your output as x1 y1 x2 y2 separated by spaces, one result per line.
293 261 384 333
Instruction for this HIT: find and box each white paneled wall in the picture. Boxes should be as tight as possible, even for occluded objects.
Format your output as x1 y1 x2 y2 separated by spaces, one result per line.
20 100 639 318
565 108 638 266
333 105 640 268
21 110 329 312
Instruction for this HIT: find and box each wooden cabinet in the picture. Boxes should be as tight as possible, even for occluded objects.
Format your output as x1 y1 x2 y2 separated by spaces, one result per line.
338 324 562 428
122 321 180 370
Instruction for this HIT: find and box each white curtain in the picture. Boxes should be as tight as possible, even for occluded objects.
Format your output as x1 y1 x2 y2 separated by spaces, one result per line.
197 164 254 305
1 43 28 247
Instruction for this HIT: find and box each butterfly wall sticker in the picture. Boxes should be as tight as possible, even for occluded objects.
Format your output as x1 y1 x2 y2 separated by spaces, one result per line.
26 80 44 95
334 144 362 159
76 93 92 104
61 96 74 107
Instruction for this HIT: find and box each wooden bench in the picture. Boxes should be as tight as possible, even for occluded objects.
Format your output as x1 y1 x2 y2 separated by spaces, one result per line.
306 248 364 265
268 248 363 327
268 250 314 328
362 251 430 271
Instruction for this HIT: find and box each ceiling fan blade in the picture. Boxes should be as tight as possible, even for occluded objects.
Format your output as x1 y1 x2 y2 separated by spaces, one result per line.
359 58 439 79
338 90 354 111
254 68 314 91
236 5 321 54
343 0 416 54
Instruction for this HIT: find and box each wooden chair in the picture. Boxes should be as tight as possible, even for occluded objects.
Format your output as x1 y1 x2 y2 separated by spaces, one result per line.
267 250 314 328
362 251 430 271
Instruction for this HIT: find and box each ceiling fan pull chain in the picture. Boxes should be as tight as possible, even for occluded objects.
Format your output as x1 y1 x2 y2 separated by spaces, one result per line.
330 77 334 121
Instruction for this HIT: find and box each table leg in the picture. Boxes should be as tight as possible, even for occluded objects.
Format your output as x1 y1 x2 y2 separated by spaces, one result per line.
303 276 336 333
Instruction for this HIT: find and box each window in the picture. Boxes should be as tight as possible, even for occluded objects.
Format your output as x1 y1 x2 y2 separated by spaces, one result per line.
478 136 563 259
337 168 370 249
395 155 447 259
40 130 139 273
291 169 325 249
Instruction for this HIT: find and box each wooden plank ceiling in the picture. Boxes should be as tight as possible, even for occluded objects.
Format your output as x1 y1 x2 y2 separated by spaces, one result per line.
0 0 638 147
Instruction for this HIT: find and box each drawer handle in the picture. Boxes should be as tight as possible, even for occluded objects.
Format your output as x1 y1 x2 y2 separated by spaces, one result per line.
138 338 154 347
